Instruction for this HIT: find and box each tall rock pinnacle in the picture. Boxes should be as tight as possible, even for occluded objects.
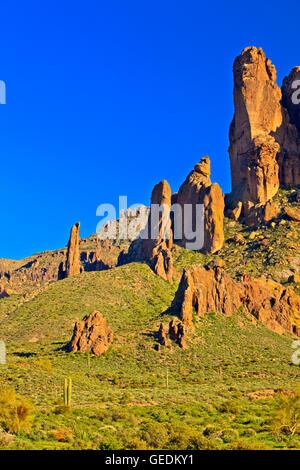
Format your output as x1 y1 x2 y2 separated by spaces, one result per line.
175 156 224 254
227 46 300 223
65 222 81 277
143 180 174 282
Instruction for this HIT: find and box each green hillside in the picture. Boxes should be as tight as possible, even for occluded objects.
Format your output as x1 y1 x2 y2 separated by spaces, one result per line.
0 262 299 450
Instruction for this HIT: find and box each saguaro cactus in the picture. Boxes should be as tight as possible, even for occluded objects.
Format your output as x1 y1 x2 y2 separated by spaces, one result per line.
63 378 72 407
0 340 6 365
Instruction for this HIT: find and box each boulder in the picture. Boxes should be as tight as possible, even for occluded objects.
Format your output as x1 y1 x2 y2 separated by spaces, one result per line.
284 206 300 222
67 311 113 356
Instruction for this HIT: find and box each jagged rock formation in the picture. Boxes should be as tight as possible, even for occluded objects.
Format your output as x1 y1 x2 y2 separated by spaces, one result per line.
158 323 168 346
0 285 12 298
157 319 186 348
172 265 300 336
227 46 300 224
120 181 174 281
65 222 81 277
142 180 173 281
67 311 113 356
175 157 224 253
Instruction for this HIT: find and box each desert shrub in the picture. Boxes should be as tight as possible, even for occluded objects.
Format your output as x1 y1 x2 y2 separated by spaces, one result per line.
165 422 196 449
140 422 168 449
0 429 15 448
98 436 123 450
219 399 241 415
106 408 137 425
53 403 72 415
0 386 33 434
227 438 269 450
51 428 74 442
242 428 257 438
188 435 222 450
221 428 239 443
203 424 219 437
123 436 148 450
35 358 53 373
271 388 300 437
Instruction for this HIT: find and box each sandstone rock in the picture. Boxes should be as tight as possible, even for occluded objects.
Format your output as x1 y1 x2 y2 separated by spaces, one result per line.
289 274 300 284
172 265 300 336
172 266 241 326
0 285 12 298
226 201 242 221
140 180 174 282
158 323 168 346
168 319 178 341
175 157 224 253
228 47 300 223
65 222 81 278
203 183 224 253
229 47 281 211
176 322 186 349
233 233 245 245
67 311 113 356
168 319 186 348
280 67 300 186
245 201 280 226
284 206 300 222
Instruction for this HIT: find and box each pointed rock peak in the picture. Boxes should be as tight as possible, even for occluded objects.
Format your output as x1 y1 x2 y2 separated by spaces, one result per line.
194 156 211 177
151 180 171 206
65 222 81 278
234 46 277 83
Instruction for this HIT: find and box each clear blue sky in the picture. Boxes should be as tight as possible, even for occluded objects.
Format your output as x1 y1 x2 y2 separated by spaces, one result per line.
1 0 299 260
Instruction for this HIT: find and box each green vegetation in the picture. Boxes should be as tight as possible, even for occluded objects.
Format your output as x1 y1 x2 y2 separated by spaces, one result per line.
0 260 299 449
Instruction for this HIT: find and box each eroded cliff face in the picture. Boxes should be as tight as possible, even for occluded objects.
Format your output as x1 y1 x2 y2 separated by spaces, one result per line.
172 265 300 336
228 46 300 223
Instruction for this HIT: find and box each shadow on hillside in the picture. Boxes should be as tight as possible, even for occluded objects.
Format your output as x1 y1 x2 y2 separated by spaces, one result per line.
12 351 37 358
159 305 180 320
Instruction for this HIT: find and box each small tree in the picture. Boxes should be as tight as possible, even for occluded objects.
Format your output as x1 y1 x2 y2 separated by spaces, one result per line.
0 386 33 434
271 387 300 437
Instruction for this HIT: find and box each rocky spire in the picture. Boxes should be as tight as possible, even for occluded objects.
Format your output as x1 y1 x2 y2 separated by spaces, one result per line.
65 222 81 278
142 180 174 282
175 156 224 254
227 46 300 223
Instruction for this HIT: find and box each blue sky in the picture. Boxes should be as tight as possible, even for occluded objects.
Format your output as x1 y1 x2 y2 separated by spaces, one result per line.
1 0 299 259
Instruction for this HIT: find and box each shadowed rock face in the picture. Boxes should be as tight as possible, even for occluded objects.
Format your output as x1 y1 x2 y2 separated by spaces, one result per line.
280 66 300 186
228 47 300 223
67 311 113 356
172 265 300 336
130 180 174 282
0 285 12 298
175 157 224 254
65 222 81 278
